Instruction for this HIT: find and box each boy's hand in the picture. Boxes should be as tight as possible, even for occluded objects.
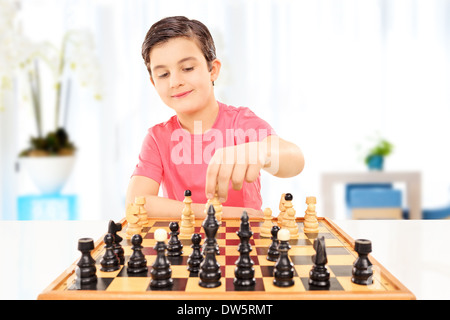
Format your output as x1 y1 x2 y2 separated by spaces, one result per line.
205 141 268 203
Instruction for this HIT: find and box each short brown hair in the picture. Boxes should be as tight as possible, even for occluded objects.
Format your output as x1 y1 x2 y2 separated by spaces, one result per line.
142 16 217 76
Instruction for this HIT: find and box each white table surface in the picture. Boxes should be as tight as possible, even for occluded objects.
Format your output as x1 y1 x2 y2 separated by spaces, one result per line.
0 219 449 300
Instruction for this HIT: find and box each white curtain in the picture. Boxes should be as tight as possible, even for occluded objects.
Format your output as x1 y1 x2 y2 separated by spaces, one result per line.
6 0 450 220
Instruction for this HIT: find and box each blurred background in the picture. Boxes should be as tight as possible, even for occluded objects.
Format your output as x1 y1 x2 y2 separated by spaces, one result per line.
1 0 450 221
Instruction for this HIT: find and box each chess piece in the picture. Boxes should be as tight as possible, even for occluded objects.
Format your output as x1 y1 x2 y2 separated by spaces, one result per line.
234 211 255 287
267 225 280 262
199 204 221 288
125 203 141 238
309 236 330 287
284 197 299 239
304 196 319 233
281 193 294 228
167 221 183 257
187 233 203 273
75 238 97 288
260 208 274 238
100 233 120 272
352 239 373 285
127 234 148 274
277 193 287 225
150 229 173 288
180 190 195 238
273 229 295 287
108 220 125 265
205 187 222 223
135 196 149 227
202 204 220 255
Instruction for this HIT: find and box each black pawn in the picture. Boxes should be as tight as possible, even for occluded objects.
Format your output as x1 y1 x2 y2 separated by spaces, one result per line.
167 221 183 257
75 238 97 287
352 239 373 285
267 225 280 262
309 236 330 288
108 220 125 265
150 231 173 288
234 211 255 287
187 233 203 273
100 233 120 272
127 234 148 274
199 204 221 288
273 230 295 287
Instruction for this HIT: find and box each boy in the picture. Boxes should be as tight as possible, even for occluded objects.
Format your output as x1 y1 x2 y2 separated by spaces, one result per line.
126 16 304 218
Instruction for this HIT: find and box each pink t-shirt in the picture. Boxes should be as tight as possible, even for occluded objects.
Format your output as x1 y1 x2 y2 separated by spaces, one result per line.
132 101 276 210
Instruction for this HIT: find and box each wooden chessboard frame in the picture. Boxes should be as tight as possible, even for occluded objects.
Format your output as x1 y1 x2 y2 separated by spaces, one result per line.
38 217 415 300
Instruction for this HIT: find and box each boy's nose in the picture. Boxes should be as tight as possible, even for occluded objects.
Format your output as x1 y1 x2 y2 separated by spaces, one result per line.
170 72 184 88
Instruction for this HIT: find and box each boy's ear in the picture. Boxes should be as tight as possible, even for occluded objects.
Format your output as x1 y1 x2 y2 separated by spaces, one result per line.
210 59 221 83
150 75 155 87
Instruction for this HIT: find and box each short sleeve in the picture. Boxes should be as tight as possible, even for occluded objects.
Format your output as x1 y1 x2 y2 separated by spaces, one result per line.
233 107 277 144
132 128 163 184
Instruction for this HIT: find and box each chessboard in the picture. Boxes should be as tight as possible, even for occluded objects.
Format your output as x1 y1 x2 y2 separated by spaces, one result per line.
38 216 415 300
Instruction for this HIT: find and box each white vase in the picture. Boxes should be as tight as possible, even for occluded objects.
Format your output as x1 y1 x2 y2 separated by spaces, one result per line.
20 155 76 194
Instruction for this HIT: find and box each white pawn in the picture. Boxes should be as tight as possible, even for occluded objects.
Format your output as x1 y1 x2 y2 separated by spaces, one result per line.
125 203 141 239
277 193 287 225
284 201 299 239
304 196 319 233
180 190 195 239
260 208 274 238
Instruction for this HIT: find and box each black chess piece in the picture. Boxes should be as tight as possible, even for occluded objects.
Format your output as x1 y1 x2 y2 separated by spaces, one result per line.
202 204 220 256
127 234 148 274
185 189 192 197
167 221 183 257
199 204 221 288
187 233 203 273
100 233 120 272
273 229 295 287
308 236 330 288
75 238 97 288
150 230 173 288
267 225 280 262
352 239 373 285
108 220 125 265
234 211 255 287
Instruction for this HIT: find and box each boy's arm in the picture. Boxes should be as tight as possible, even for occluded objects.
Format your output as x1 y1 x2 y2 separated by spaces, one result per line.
126 175 262 219
263 135 305 178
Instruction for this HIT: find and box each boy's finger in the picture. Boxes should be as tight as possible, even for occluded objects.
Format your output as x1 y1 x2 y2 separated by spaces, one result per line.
205 161 220 199
245 163 262 183
231 163 247 191
217 163 234 202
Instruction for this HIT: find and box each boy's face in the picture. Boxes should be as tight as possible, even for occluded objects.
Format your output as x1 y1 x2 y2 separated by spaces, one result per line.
149 37 220 115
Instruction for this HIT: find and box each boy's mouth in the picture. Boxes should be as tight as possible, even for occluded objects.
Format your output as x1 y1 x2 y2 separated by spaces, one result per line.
172 90 193 98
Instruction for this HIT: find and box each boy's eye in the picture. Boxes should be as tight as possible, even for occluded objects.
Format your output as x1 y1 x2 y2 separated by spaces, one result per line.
183 67 194 72
157 72 169 78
